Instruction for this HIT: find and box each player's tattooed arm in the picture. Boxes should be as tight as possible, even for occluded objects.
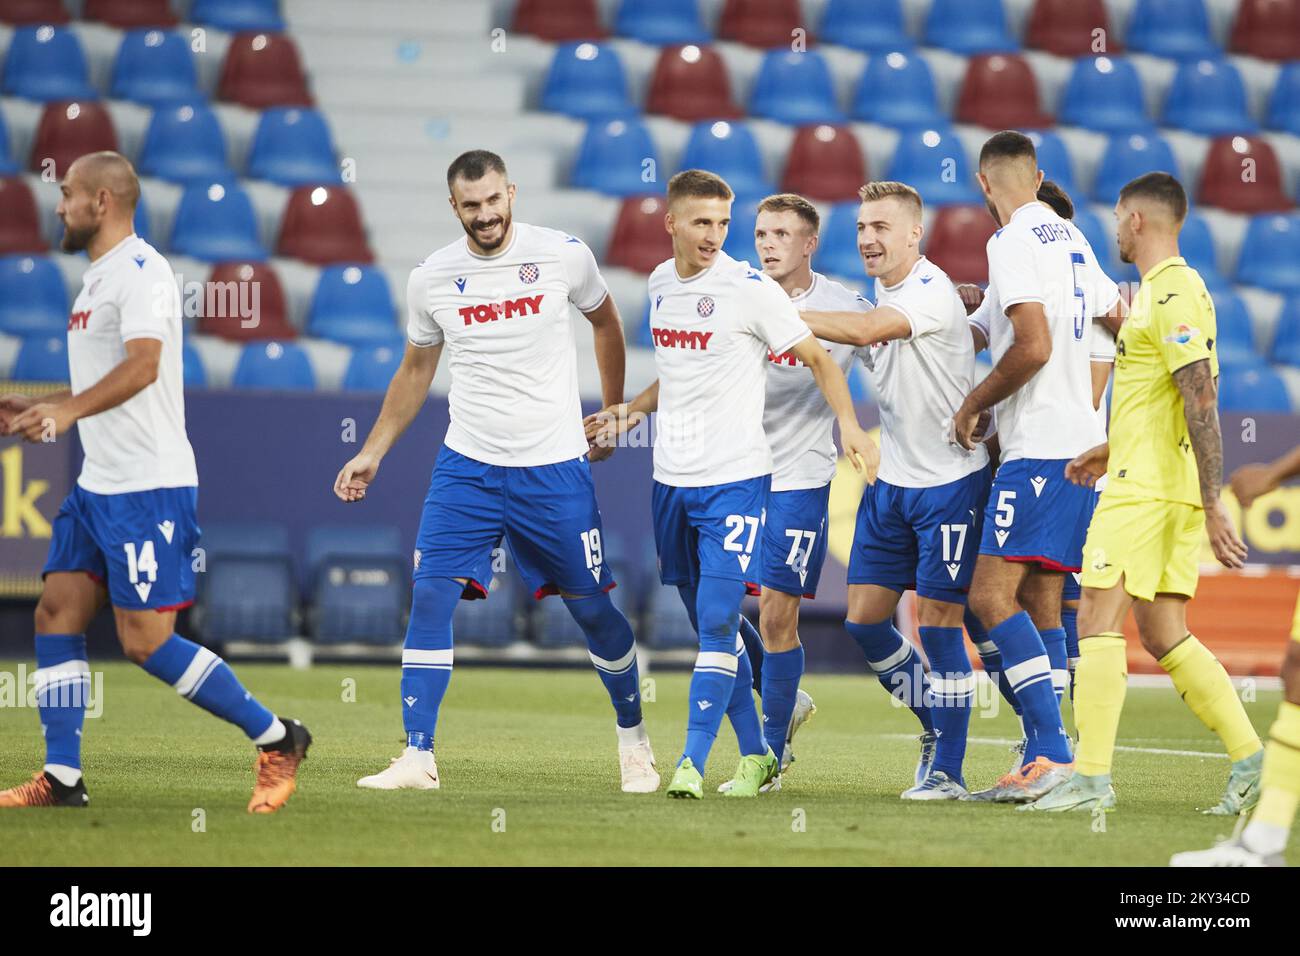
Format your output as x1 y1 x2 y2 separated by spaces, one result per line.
1173 358 1247 568
799 306 910 347
952 301 1051 449
1231 444 1300 508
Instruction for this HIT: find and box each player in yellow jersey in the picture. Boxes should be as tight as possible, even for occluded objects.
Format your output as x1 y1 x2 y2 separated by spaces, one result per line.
1025 171 1263 814
1172 444 1300 864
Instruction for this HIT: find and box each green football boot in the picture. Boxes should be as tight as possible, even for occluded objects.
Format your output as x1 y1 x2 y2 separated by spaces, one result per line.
723 749 780 798
667 758 704 799
1203 749 1263 816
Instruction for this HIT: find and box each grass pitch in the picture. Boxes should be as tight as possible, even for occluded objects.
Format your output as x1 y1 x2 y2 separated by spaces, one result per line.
0 660 1291 866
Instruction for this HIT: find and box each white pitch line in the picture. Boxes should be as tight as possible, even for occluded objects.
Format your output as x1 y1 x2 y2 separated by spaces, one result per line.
879 734 1228 760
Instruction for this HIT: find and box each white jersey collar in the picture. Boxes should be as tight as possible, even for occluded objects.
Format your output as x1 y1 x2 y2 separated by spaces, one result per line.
86 233 139 273
880 255 928 294
465 223 520 260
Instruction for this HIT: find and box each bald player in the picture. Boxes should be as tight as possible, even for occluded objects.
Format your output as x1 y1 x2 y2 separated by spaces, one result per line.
0 152 312 813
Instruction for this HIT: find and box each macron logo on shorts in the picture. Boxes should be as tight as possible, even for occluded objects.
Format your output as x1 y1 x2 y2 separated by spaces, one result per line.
457 294 544 326
652 327 713 350
994 529 1010 548
1030 476 1047 497
157 520 174 544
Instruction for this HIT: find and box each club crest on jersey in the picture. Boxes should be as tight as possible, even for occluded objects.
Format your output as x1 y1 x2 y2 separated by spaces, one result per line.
454 276 467 293
1163 324 1200 345
697 295 714 317
518 262 539 284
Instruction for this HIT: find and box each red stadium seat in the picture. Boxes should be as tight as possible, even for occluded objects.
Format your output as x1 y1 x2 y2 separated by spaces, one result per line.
1230 0 1300 61
513 0 605 40
0 177 47 253
925 205 998 284
0 0 69 24
83 0 178 27
1198 135 1293 215
718 0 807 48
28 101 118 180
277 185 373 265
199 262 295 341
606 195 672 274
955 54 1051 130
781 124 866 202
217 32 312 109
645 45 742 122
1024 0 1117 56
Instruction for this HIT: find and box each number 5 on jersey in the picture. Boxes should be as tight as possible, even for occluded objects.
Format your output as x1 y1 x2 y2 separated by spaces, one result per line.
724 514 760 573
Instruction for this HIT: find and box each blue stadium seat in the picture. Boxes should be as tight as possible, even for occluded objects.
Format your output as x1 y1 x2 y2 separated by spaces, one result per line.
138 103 231 184
1125 0 1217 59
196 525 297 644
851 50 943 127
1267 62 1300 136
13 334 68 381
343 341 404 391
181 338 207 387
247 107 338 186
1071 205 1122 276
454 573 522 647
305 524 406 643
133 192 152 244
749 50 843 125
231 340 316 391
0 255 66 336
1059 56 1150 133
818 200 864 277
1178 210 1226 288
1217 365 1293 412
541 42 634 120
679 120 771 200
1092 131 1180 204
2 25 96 101
1237 213 1300 294
190 0 285 32
109 29 200 107
200 522 291 557
1270 295 1300 367
306 265 398 347
645 584 698 648
170 179 266 262
886 126 979 206
614 0 709 45
820 0 910 52
722 196 759 267
923 0 1017 54
1213 290 1264 367
1162 59 1255 137
571 118 660 197
0 110 15 173
1025 129 1078 197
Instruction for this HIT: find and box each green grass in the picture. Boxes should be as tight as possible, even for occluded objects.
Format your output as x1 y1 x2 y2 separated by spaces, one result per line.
0 661 1291 866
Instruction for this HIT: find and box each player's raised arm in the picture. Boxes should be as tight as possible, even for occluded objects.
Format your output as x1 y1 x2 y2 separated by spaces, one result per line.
1231 444 1300 508
787 334 878 481
799 305 910 348
952 299 1051 449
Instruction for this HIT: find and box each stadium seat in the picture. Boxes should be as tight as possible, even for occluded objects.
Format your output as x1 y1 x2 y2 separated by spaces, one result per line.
133 191 152 244
1213 290 1263 367
181 338 207 387
606 195 672 273
540 43 633 121
1218 366 1293 412
217 32 312 109
614 0 709 45
454 572 523 647
191 0 285 32
1071 204 1121 275
277 185 373 265
1236 213 1300 294
343 342 404 392
1091 131 1180 204
1229 0 1300 61
571 118 661 196
886 126 979 206
721 197 759 267
817 200 864 277
0 110 16 173
195 527 298 642
819 0 909 53
645 44 741 122
306 265 398 346
679 120 771 199
923 0 1016 54
926 205 998 284
1178 210 1226 288
198 262 294 341
0 177 46 253
0 255 66 336
718 0 804 48
1198 136 1292 215
1126 0 1217 59
138 103 230 183
1162 59 1255 137
1025 129 1078 197
85 0 178 27
851 50 943 127
109 29 199 107
955 54 1051 130
200 522 291 558
306 525 406 645
1024 0 1115 57
781 124 866 202
0 0 69 24
1266 62 1300 136
2 25 95 102
1058 56 1149 134
750 50 843 125
1270 296 1300 367
247 107 338 186
231 340 316 391
13 334 69 381
28 101 117 180
170 180 266 262
513 0 605 41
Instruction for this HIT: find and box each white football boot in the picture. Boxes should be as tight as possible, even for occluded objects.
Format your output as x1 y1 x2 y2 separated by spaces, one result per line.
357 747 440 790
617 723 660 793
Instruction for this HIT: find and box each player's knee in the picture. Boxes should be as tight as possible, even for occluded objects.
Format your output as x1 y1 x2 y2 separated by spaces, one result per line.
915 596 964 628
967 590 1010 630
562 591 628 637
33 595 64 634
758 591 799 651
116 618 169 665
695 578 743 640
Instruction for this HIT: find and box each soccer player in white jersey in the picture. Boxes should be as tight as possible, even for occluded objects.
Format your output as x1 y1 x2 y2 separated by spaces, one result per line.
0 152 311 813
799 181 991 800
334 150 659 794
950 131 1120 803
588 170 877 799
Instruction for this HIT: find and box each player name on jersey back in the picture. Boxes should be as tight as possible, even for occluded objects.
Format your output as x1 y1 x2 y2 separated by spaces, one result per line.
407 222 610 467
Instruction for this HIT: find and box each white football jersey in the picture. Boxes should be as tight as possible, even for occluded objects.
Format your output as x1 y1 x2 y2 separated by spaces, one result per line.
407 222 609 467
866 256 988 488
67 234 197 495
648 250 812 487
766 273 867 492
983 202 1120 462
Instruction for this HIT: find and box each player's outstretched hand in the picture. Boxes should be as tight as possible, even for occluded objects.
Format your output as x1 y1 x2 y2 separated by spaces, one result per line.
335 452 380 503
1065 442 1110 488
956 284 985 316
841 421 879 484
0 393 34 432
7 402 72 442
1228 463 1276 509
1205 499 1248 569
583 403 633 463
